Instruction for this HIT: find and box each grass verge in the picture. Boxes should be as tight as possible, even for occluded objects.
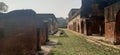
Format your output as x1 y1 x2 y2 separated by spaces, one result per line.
50 29 120 55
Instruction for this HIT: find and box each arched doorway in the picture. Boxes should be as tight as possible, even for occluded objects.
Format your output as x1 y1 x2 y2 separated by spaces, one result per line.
86 19 92 35
115 10 120 43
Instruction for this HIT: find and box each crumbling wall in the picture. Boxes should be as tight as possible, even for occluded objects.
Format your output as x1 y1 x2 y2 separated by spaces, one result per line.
0 10 38 55
105 2 120 44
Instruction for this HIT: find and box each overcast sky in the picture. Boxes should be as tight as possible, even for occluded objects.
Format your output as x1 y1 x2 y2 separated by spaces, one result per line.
0 0 81 18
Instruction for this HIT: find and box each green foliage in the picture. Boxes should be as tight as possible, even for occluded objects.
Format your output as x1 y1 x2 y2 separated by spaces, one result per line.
0 2 8 13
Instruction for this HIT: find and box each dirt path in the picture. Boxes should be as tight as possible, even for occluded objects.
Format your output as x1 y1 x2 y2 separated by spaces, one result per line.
36 39 58 55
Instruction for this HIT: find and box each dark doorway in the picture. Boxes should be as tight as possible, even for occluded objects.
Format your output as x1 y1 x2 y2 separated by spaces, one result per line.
81 21 84 34
86 20 92 35
115 10 120 43
78 24 80 32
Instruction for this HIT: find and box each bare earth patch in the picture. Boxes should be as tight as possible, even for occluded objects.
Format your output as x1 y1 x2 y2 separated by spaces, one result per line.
36 39 58 55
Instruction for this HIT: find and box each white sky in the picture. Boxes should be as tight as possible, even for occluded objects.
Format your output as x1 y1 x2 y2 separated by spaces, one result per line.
0 0 81 18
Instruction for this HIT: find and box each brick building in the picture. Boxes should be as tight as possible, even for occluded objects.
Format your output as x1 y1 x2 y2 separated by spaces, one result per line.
67 9 81 32
80 0 120 44
0 9 58 54
38 14 58 35
80 0 106 35
67 8 94 35
67 0 120 44
36 14 49 44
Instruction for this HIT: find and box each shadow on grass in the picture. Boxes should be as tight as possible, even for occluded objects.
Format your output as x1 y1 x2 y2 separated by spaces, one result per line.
59 29 68 38
56 42 62 45
46 40 58 47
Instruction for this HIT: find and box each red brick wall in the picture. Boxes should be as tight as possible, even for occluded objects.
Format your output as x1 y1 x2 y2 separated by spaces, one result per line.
40 27 47 45
0 30 37 55
105 22 115 43
0 10 39 55
104 1 120 44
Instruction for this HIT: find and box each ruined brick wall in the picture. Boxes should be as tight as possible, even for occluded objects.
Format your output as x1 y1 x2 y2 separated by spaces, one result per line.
36 14 48 45
105 2 120 44
40 27 46 45
75 15 81 33
0 10 38 55
67 19 74 31
67 19 75 31
67 14 81 33
105 22 115 43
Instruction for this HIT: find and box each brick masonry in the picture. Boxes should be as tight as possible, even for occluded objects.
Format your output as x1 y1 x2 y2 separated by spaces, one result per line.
105 2 120 44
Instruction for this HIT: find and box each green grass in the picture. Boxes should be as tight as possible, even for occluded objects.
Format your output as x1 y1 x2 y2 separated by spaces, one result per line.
49 29 120 55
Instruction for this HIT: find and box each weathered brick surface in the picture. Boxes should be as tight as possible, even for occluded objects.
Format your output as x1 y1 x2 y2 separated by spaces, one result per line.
105 22 115 43
40 28 46 45
0 10 39 55
105 2 120 44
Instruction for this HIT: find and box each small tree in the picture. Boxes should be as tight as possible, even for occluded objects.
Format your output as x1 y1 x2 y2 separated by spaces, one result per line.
0 2 8 13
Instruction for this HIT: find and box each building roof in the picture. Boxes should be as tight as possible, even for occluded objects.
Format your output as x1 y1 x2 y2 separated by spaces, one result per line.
37 13 58 22
68 9 81 22
80 0 120 18
69 9 79 13
8 9 36 15
68 9 79 17
37 14 55 18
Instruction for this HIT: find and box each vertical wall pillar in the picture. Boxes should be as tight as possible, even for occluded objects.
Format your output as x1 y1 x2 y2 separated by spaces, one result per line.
36 28 41 51
44 22 49 42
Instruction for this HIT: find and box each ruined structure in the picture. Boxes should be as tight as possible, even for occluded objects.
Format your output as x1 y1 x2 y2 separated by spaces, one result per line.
67 0 106 35
36 14 49 44
0 10 39 55
38 14 58 35
0 9 58 54
80 0 106 35
67 9 80 32
67 0 120 44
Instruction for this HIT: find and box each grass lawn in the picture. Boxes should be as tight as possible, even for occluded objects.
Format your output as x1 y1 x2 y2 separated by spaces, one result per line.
49 29 120 55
